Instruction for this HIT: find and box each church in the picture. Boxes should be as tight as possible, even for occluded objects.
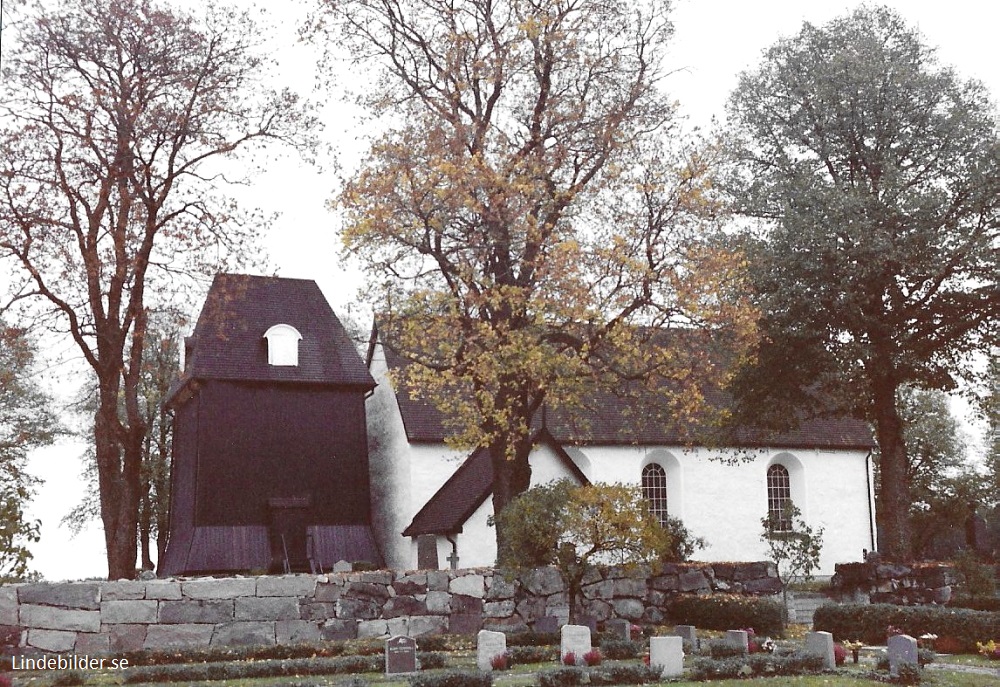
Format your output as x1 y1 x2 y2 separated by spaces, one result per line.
161 274 876 577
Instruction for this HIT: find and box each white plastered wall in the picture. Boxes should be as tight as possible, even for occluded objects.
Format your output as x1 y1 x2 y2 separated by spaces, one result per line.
368 351 875 575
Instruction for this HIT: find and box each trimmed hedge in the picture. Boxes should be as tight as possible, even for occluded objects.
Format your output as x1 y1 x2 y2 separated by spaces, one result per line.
688 650 824 681
599 639 643 660
508 645 559 664
536 665 659 687
122 654 382 684
812 603 1000 652
409 670 493 687
668 594 785 636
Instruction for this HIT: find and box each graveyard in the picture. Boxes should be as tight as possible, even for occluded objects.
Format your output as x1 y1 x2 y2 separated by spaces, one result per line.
3 621 1000 686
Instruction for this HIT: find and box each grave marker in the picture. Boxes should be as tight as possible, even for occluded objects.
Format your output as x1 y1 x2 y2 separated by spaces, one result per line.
725 629 749 652
649 636 684 679
673 624 698 650
385 635 417 674
477 630 507 671
605 618 631 640
534 616 559 634
560 624 592 665
888 634 918 678
805 631 836 670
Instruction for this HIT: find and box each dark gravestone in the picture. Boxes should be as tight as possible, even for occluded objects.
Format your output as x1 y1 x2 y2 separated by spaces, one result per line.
534 616 559 634
579 615 598 633
417 535 439 570
385 635 417 674
605 618 631 640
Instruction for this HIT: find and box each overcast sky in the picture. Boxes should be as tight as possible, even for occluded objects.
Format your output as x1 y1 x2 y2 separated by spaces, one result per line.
23 0 1000 581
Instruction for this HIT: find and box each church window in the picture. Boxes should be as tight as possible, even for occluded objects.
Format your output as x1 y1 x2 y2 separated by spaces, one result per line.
766 464 792 531
641 462 669 526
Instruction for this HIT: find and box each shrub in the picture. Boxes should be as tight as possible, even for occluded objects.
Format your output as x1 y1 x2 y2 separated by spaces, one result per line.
537 667 586 687
588 664 661 685
507 646 558 665
409 669 493 687
507 631 560 647
894 662 921 685
834 643 846 666
562 650 576 666
418 634 475 652
813 603 1000 652
417 652 447 669
122 655 383 684
490 653 509 671
669 594 785 636
582 649 602 666
707 640 747 659
690 651 824 681
600 639 642 659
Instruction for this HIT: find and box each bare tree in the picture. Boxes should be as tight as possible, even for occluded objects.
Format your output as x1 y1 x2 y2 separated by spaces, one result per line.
0 0 314 578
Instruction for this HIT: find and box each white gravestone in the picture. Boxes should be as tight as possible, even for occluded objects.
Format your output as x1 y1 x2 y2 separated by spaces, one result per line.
649 635 684 678
888 634 918 677
725 629 749 652
805 631 836 670
477 629 507 671
560 624 592 665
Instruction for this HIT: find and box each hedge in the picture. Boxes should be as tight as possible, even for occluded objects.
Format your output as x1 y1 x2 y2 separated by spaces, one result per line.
668 594 785 636
122 654 382 684
536 665 660 687
688 651 824 681
409 670 493 687
812 603 1000 651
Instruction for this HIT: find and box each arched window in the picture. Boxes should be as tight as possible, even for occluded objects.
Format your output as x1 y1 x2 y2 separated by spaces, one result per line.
766 464 792 532
263 324 302 366
641 463 669 527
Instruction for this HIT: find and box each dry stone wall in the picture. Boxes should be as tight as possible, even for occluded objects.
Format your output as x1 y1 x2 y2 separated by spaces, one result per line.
0 562 780 653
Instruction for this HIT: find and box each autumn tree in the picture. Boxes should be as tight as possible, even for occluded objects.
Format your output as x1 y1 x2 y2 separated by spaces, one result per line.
494 481 672 623
312 0 756 550
725 6 1000 560
0 323 58 582
0 0 312 578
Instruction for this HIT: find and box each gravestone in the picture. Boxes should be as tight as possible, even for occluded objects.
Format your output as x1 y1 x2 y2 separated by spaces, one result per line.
805 631 836 670
673 624 698 650
332 560 353 573
725 629 749 652
578 615 598 633
385 635 417 674
477 629 507 671
534 616 559 634
560 624 592 665
605 618 631 640
649 636 684 679
887 634 918 677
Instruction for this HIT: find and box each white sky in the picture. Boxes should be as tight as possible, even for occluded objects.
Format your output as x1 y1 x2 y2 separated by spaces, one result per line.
21 0 1000 581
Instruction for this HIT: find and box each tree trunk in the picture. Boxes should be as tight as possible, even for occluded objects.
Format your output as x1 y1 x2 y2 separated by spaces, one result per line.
872 371 912 561
94 366 145 580
490 434 533 557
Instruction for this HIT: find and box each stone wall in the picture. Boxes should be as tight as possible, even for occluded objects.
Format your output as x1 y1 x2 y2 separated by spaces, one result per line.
0 562 780 654
830 561 959 605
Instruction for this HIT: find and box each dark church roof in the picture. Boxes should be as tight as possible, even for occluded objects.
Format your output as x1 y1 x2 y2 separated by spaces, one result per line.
403 429 590 537
170 274 373 401
380 344 874 451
